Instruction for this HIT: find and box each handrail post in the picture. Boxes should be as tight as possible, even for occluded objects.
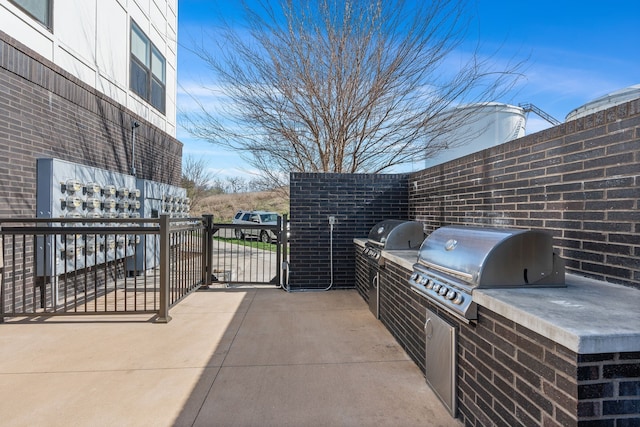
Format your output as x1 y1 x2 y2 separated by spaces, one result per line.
275 215 282 286
155 214 172 323
0 232 4 323
202 214 214 288
281 214 288 290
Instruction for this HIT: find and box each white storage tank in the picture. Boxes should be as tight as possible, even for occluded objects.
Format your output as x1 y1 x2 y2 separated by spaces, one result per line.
565 84 640 121
424 103 526 168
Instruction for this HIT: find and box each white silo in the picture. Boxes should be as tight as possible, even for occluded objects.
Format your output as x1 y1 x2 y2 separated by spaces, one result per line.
565 84 640 121
423 102 526 168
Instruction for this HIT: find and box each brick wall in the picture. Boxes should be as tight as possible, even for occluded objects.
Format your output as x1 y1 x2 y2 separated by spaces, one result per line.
409 98 640 289
378 261 428 372
289 172 409 289
578 353 640 425
357 250 640 426
0 31 183 216
354 247 370 300
459 308 579 427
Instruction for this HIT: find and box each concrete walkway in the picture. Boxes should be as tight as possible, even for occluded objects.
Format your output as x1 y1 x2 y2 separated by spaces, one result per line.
0 288 460 427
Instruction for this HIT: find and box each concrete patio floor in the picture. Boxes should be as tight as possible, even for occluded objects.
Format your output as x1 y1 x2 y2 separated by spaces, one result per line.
0 288 460 427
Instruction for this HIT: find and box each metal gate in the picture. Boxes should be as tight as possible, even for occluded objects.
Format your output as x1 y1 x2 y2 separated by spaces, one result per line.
201 214 288 288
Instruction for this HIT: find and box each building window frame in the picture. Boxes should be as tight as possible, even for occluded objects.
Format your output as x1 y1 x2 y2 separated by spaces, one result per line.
9 0 53 30
130 20 166 114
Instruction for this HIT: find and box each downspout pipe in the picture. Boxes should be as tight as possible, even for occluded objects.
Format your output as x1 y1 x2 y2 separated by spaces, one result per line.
131 121 140 176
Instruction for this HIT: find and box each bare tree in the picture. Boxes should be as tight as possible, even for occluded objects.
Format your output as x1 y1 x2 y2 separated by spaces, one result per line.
181 155 215 210
183 0 525 185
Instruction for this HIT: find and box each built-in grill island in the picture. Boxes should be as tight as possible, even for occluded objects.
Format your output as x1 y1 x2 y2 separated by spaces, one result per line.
407 225 566 417
362 220 424 318
408 225 566 323
355 222 639 425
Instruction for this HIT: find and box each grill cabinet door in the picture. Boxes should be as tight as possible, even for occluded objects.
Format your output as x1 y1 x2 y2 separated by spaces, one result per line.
425 308 457 416
368 269 379 319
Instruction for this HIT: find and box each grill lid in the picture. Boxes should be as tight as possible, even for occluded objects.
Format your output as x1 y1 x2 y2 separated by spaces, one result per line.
367 220 424 250
416 225 565 288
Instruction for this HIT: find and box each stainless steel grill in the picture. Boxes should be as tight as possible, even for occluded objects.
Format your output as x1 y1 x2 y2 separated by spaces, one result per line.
408 225 565 323
362 220 424 266
363 220 424 319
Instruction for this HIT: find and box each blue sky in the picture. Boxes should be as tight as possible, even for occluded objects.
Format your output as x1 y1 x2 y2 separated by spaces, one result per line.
176 0 640 180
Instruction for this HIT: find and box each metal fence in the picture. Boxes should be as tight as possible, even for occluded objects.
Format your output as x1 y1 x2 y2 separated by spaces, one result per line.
1 214 289 322
0 216 205 322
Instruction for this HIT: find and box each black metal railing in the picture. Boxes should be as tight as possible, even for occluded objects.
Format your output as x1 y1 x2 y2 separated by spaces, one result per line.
1 214 289 323
0 216 205 322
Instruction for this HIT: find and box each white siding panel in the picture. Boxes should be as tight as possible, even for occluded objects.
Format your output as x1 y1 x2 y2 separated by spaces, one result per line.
1 0 177 131
56 46 97 87
55 1 96 71
149 107 166 130
96 0 128 89
150 0 166 40
131 0 150 20
149 14 166 54
129 93 151 121
98 74 127 106
166 12 177 57
168 0 176 17
165 60 176 129
0 3 54 59
129 0 148 34
165 121 176 137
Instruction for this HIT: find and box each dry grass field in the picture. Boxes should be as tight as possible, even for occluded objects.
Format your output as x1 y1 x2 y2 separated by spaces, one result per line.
191 190 290 223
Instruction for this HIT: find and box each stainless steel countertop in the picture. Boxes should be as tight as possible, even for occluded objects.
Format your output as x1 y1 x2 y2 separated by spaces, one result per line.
354 238 640 354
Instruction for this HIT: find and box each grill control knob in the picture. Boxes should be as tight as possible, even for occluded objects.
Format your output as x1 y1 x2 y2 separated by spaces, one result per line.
432 283 441 292
425 279 434 289
445 289 457 300
452 293 464 305
410 272 418 281
438 286 448 296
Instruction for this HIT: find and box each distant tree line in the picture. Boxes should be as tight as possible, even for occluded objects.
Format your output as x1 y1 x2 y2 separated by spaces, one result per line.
208 176 274 194
181 155 276 209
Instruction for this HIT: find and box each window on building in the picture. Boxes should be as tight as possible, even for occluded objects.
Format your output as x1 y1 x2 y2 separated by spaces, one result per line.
130 20 166 114
10 0 53 29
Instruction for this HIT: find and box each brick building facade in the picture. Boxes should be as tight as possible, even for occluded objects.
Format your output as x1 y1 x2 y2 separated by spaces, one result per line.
0 31 183 216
